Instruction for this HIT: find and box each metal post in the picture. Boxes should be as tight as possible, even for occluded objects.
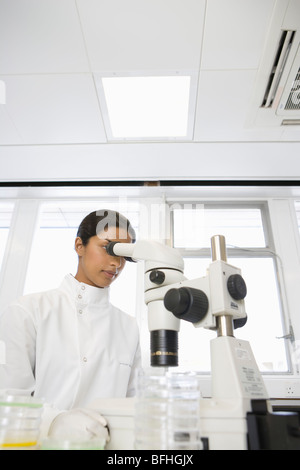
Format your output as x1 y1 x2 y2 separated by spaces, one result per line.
211 234 227 262
211 235 234 337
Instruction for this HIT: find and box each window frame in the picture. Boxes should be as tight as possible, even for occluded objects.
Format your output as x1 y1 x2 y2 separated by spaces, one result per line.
168 199 292 376
170 200 273 253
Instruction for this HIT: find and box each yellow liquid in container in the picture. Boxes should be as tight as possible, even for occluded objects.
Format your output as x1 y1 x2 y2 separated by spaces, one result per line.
0 394 44 450
1 441 37 448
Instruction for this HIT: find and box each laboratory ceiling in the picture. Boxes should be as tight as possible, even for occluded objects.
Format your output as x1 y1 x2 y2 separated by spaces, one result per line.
0 0 300 182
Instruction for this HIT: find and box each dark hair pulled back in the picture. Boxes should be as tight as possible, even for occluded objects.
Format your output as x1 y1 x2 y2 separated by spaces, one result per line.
76 210 136 246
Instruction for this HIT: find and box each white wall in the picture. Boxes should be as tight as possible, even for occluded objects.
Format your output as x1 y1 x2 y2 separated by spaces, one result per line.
1 142 300 182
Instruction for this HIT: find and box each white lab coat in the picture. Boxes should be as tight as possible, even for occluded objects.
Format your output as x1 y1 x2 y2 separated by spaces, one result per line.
0 274 141 430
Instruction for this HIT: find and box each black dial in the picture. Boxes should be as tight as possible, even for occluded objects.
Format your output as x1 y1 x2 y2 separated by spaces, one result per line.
164 287 209 324
149 270 166 285
227 274 247 300
233 315 247 329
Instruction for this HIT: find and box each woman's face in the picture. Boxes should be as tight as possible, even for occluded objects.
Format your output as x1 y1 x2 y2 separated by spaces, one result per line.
75 226 133 288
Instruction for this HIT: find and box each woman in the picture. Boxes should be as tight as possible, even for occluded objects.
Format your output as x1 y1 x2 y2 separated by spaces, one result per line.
0 210 141 442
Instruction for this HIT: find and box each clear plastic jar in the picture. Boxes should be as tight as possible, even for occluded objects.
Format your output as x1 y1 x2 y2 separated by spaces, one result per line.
134 370 201 450
0 394 44 450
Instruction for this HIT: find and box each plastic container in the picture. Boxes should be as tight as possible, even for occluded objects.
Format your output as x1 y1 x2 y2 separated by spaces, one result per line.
0 394 44 450
41 437 105 450
134 370 202 450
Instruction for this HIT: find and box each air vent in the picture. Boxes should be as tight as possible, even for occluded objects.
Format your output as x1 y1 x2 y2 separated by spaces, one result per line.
262 30 296 108
281 119 300 125
284 68 300 110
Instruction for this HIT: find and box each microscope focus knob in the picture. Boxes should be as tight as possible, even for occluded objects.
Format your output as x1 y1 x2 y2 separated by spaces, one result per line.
233 315 248 329
149 270 166 285
227 274 247 300
164 287 209 324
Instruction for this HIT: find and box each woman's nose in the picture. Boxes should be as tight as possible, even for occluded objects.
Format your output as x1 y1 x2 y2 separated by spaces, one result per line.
109 255 122 267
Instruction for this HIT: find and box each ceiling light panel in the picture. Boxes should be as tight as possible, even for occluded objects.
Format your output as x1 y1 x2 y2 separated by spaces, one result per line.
96 74 195 141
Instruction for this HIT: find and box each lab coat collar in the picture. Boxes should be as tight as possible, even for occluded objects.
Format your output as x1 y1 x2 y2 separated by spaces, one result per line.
61 273 110 305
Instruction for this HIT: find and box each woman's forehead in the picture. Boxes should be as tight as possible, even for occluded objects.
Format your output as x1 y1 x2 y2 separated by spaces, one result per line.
97 226 132 242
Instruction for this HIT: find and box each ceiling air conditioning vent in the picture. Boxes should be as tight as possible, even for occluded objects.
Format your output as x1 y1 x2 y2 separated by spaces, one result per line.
283 67 300 110
276 42 300 117
261 30 296 108
281 119 300 125
248 2 300 128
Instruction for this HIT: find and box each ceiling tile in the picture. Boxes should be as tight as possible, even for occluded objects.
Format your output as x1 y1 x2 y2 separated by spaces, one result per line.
0 105 22 144
2 74 107 144
201 0 276 70
0 0 89 73
77 0 206 71
194 69 257 140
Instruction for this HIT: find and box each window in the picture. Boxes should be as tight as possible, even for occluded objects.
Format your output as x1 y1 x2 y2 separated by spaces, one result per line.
0 202 14 270
24 201 140 317
170 203 288 373
173 205 266 248
0 187 298 399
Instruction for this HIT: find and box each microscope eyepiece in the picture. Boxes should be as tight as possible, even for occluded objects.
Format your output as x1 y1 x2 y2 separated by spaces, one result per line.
105 241 118 256
105 241 136 262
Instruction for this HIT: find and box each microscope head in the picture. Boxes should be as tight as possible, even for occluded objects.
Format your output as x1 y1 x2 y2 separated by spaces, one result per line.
106 236 248 367
106 240 185 367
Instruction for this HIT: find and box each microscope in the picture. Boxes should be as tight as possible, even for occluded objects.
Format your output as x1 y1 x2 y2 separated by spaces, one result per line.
89 236 300 450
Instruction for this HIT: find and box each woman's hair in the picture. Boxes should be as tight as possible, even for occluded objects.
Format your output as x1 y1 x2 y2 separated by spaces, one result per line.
76 210 136 246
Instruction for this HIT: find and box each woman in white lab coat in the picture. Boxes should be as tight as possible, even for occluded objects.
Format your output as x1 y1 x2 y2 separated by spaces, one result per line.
0 210 141 442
